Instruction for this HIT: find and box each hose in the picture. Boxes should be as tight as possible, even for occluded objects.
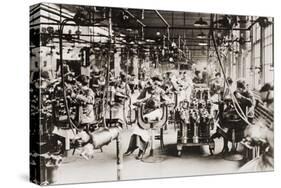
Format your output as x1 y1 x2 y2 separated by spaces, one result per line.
210 29 253 126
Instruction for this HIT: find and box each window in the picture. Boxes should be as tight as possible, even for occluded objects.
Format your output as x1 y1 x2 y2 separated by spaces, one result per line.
251 23 262 90
263 23 273 84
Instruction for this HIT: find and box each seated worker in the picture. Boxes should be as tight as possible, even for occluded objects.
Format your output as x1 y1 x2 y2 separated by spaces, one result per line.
234 79 255 124
192 70 203 84
162 72 180 103
259 83 274 110
138 75 172 121
162 72 175 91
111 72 131 124
103 72 131 128
179 71 193 102
210 72 224 96
52 65 78 124
210 77 236 154
128 74 138 94
75 75 96 127
124 75 172 160
220 79 255 153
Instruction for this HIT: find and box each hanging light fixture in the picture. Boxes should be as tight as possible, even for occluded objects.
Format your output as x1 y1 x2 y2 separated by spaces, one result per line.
196 31 207 39
198 42 208 46
194 17 208 27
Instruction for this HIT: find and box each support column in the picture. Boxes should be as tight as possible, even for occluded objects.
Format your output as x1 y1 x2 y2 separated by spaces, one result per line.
132 49 139 77
116 134 122 180
142 52 151 80
114 47 122 77
260 26 265 85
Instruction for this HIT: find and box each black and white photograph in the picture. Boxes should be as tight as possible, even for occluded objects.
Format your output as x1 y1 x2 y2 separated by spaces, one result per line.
29 2 274 185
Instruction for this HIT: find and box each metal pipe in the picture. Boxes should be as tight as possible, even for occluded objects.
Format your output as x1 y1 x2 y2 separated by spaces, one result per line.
154 10 170 27
41 3 74 18
123 9 146 27
155 10 170 40
29 4 41 17
39 6 73 20
31 22 251 31
30 14 60 23
58 17 76 133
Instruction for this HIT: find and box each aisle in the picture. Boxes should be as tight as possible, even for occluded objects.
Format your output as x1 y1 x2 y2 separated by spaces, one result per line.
56 128 241 184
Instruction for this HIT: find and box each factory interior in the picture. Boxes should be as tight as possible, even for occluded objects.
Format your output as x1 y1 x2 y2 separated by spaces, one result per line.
29 3 274 185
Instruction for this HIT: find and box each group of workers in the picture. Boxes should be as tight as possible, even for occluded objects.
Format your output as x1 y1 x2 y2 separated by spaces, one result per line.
30 62 273 165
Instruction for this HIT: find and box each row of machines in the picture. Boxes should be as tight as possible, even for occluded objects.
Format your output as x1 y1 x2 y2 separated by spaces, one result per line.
175 84 215 156
30 75 124 184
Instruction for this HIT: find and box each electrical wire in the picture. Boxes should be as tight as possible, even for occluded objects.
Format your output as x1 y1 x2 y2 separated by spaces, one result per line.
210 29 253 126
59 18 79 135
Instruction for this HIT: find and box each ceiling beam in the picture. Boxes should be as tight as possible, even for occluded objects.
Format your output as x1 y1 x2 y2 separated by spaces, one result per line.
123 9 146 27
30 21 250 31
154 10 170 27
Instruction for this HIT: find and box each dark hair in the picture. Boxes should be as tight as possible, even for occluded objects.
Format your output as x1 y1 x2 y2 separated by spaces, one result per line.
237 79 246 89
41 71 50 79
226 77 233 84
260 83 273 92
80 75 89 86
215 72 221 77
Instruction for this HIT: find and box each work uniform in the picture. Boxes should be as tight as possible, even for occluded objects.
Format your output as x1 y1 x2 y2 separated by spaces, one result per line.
235 89 255 123
125 81 171 159
76 86 96 125
105 80 130 126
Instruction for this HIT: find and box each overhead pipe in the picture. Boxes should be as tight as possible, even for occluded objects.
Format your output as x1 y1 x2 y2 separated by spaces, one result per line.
154 10 170 27
30 15 59 24
48 40 211 47
154 10 170 40
37 6 72 20
29 4 41 17
123 9 146 27
31 22 252 31
41 3 74 18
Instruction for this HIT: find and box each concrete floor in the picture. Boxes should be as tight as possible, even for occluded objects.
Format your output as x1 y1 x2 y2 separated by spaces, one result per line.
55 127 244 185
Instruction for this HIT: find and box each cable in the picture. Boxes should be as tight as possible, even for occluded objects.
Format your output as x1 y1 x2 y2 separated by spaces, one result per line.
59 18 79 135
210 29 253 126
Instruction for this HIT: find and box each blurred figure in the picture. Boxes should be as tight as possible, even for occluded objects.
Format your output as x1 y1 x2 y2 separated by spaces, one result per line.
240 83 273 172
193 70 202 84
76 75 96 126
259 83 274 110
178 71 193 103
234 79 255 123
210 72 224 95
240 119 273 172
